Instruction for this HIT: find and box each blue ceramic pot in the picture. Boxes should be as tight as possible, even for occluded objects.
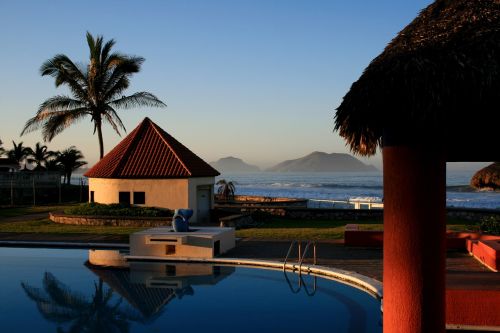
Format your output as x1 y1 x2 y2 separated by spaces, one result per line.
172 216 188 232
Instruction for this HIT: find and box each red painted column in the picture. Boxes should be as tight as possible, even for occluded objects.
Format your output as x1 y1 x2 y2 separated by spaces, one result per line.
383 145 446 333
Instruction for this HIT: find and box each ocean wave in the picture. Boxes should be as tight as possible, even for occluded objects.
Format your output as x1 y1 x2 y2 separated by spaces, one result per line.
318 184 382 190
446 198 472 203
240 182 383 190
218 172 499 209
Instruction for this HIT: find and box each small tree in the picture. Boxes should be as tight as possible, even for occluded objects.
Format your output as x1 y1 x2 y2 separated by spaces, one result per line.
216 179 236 201
0 139 5 156
45 157 63 172
57 146 87 185
27 142 57 170
8 141 32 168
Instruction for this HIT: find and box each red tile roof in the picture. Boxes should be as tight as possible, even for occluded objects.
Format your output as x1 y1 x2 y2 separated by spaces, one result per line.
84 117 220 178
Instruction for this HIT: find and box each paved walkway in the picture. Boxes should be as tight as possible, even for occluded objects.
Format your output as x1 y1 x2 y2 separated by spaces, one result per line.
0 234 496 288
223 239 497 289
0 212 48 222
0 232 128 243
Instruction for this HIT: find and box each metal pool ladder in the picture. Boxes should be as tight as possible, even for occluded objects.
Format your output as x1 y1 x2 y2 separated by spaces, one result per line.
283 240 317 274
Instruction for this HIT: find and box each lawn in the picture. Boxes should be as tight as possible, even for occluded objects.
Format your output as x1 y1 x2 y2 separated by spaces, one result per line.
0 204 475 241
235 218 383 240
235 217 472 240
0 204 147 240
0 204 78 218
0 218 145 235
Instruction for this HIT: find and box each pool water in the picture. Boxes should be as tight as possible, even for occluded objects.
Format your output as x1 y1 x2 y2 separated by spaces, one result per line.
0 247 382 333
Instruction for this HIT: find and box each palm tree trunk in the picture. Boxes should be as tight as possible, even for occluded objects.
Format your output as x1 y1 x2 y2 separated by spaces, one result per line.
66 171 71 185
96 120 104 159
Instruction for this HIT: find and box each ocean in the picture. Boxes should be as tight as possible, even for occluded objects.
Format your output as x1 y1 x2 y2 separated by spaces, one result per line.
215 171 500 209
72 170 500 209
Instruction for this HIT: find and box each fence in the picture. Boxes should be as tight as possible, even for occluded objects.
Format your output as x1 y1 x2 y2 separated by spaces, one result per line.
0 172 87 205
307 199 384 210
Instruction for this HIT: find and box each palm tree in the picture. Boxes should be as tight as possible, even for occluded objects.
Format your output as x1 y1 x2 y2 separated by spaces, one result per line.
0 139 5 156
57 146 87 185
216 179 236 201
45 157 63 172
21 272 141 333
8 141 32 168
21 32 166 159
27 142 57 170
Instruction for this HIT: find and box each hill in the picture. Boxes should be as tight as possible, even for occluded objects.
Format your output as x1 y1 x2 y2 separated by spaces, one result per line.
210 157 260 173
470 162 500 190
267 152 377 172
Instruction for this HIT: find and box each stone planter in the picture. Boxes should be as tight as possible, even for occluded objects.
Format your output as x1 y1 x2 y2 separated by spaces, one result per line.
49 212 172 227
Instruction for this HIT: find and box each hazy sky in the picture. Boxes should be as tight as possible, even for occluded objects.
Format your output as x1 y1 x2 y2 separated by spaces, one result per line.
0 0 486 171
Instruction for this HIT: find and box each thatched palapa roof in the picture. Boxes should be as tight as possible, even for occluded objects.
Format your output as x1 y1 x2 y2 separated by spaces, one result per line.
471 162 500 190
335 0 500 161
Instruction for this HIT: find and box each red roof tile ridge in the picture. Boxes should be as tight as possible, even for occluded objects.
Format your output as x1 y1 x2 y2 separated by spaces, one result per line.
148 119 193 177
83 120 144 178
112 120 148 176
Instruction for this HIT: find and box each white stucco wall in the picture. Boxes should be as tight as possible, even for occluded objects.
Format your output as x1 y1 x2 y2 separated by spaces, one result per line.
188 177 215 223
88 177 215 223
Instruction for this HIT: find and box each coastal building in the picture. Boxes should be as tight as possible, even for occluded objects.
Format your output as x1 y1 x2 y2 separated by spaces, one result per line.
84 117 220 223
0 158 19 173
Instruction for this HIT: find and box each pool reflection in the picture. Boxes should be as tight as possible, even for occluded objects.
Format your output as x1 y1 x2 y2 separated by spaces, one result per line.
87 262 235 321
17 255 381 333
21 262 235 332
21 272 142 333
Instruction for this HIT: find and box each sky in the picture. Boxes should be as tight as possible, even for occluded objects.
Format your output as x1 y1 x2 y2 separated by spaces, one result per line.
0 0 488 171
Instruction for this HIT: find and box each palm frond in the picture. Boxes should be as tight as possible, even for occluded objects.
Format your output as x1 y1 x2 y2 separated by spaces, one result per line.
87 31 104 63
43 272 89 309
109 92 167 109
103 106 126 135
21 282 80 323
102 55 144 100
40 108 89 141
101 39 116 64
36 302 81 323
40 96 86 113
40 55 88 101
21 282 51 304
103 75 130 101
21 101 89 136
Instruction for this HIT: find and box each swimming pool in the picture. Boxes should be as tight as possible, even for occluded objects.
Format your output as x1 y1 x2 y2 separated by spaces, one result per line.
0 247 382 333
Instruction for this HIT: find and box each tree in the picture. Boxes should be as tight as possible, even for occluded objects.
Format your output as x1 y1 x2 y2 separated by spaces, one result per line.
57 146 87 185
27 142 57 170
216 179 236 201
45 158 63 172
21 272 141 333
0 139 5 156
8 141 32 167
21 32 166 159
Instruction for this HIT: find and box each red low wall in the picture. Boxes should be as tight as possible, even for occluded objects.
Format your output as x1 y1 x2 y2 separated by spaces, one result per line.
467 238 500 271
344 226 500 329
446 289 500 329
345 227 500 271
344 230 384 247
343 230 484 249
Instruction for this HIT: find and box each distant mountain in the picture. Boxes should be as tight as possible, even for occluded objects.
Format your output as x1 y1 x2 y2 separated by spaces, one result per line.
210 157 260 173
470 162 500 190
267 152 377 172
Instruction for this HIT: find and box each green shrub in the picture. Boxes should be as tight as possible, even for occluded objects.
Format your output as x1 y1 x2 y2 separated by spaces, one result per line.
479 216 500 235
64 203 173 217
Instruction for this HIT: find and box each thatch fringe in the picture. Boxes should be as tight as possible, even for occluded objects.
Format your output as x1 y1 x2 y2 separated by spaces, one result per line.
335 0 500 158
